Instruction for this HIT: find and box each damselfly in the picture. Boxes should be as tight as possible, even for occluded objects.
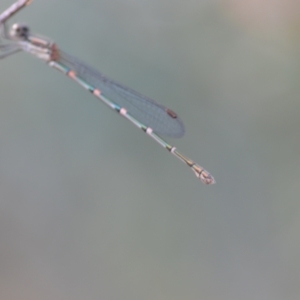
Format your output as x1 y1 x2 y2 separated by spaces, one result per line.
0 0 215 184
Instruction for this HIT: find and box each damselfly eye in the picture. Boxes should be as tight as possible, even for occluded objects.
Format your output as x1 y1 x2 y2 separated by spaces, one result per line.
10 23 30 40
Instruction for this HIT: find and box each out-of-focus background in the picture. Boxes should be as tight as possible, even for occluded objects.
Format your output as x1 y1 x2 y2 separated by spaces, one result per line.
1 0 300 299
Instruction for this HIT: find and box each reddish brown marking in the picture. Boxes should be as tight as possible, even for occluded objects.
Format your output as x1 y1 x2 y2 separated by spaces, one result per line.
166 108 178 119
50 44 60 61
68 70 76 79
120 108 127 115
94 89 101 96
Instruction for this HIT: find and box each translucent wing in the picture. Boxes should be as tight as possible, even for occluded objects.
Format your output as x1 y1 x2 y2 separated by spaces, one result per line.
59 51 185 138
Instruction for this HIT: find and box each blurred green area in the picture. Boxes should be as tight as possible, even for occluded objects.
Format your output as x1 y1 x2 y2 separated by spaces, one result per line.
1 0 300 299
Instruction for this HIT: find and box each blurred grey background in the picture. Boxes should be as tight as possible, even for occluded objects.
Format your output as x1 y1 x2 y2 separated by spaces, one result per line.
1 0 300 299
